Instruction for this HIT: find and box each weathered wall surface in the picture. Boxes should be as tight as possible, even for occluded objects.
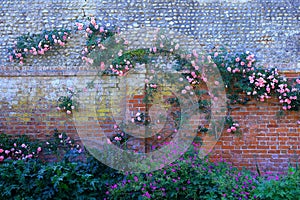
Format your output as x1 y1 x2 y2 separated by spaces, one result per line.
0 0 299 71
0 0 299 172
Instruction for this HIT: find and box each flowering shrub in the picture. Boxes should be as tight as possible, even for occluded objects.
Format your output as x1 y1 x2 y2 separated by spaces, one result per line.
225 116 240 134
44 129 82 157
56 87 78 115
75 17 117 63
277 78 300 111
108 125 129 148
131 112 146 124
212 48 300 111
8 29 71 64
0 134 42 162
254 167 300 199
0 136 299 199
105 147 259 199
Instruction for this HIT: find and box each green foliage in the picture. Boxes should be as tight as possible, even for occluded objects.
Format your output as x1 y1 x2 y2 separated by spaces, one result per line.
0 138 299 199
254 168 300 200
0 158 121 199
57 87 79 115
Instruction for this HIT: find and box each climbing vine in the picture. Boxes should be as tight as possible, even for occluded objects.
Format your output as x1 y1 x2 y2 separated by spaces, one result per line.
8 16 300 139
9 29 71 64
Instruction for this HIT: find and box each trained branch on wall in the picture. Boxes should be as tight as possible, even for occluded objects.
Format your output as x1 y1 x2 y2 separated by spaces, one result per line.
8 29 71 64
8 17 300 136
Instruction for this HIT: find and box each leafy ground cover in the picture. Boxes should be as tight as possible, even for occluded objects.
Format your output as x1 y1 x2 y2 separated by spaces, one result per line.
0 132 299 199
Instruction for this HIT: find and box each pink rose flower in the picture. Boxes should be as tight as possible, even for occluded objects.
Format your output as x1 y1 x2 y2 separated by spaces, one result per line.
240 62 245 66
66 110 71 114
99 27 104 33
0 149 3 153
192 49 198 58
0 156 4 162
227 129 232 133
114 136 121 141
37 147 42 152
9 55 13 62
191 71 196 78
5 150 10 154
107 138 112 144
100 62 105 70
118 50 123 57
185 86 191 90
235 57 240 62
231 126 237 131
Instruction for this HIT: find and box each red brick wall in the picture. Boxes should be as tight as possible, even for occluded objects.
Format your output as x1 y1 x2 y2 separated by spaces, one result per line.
210 72 300 173
0 72 299 173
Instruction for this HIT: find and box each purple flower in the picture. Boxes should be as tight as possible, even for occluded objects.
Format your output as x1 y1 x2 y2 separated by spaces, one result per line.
143 192 151 199
111 184 117 189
